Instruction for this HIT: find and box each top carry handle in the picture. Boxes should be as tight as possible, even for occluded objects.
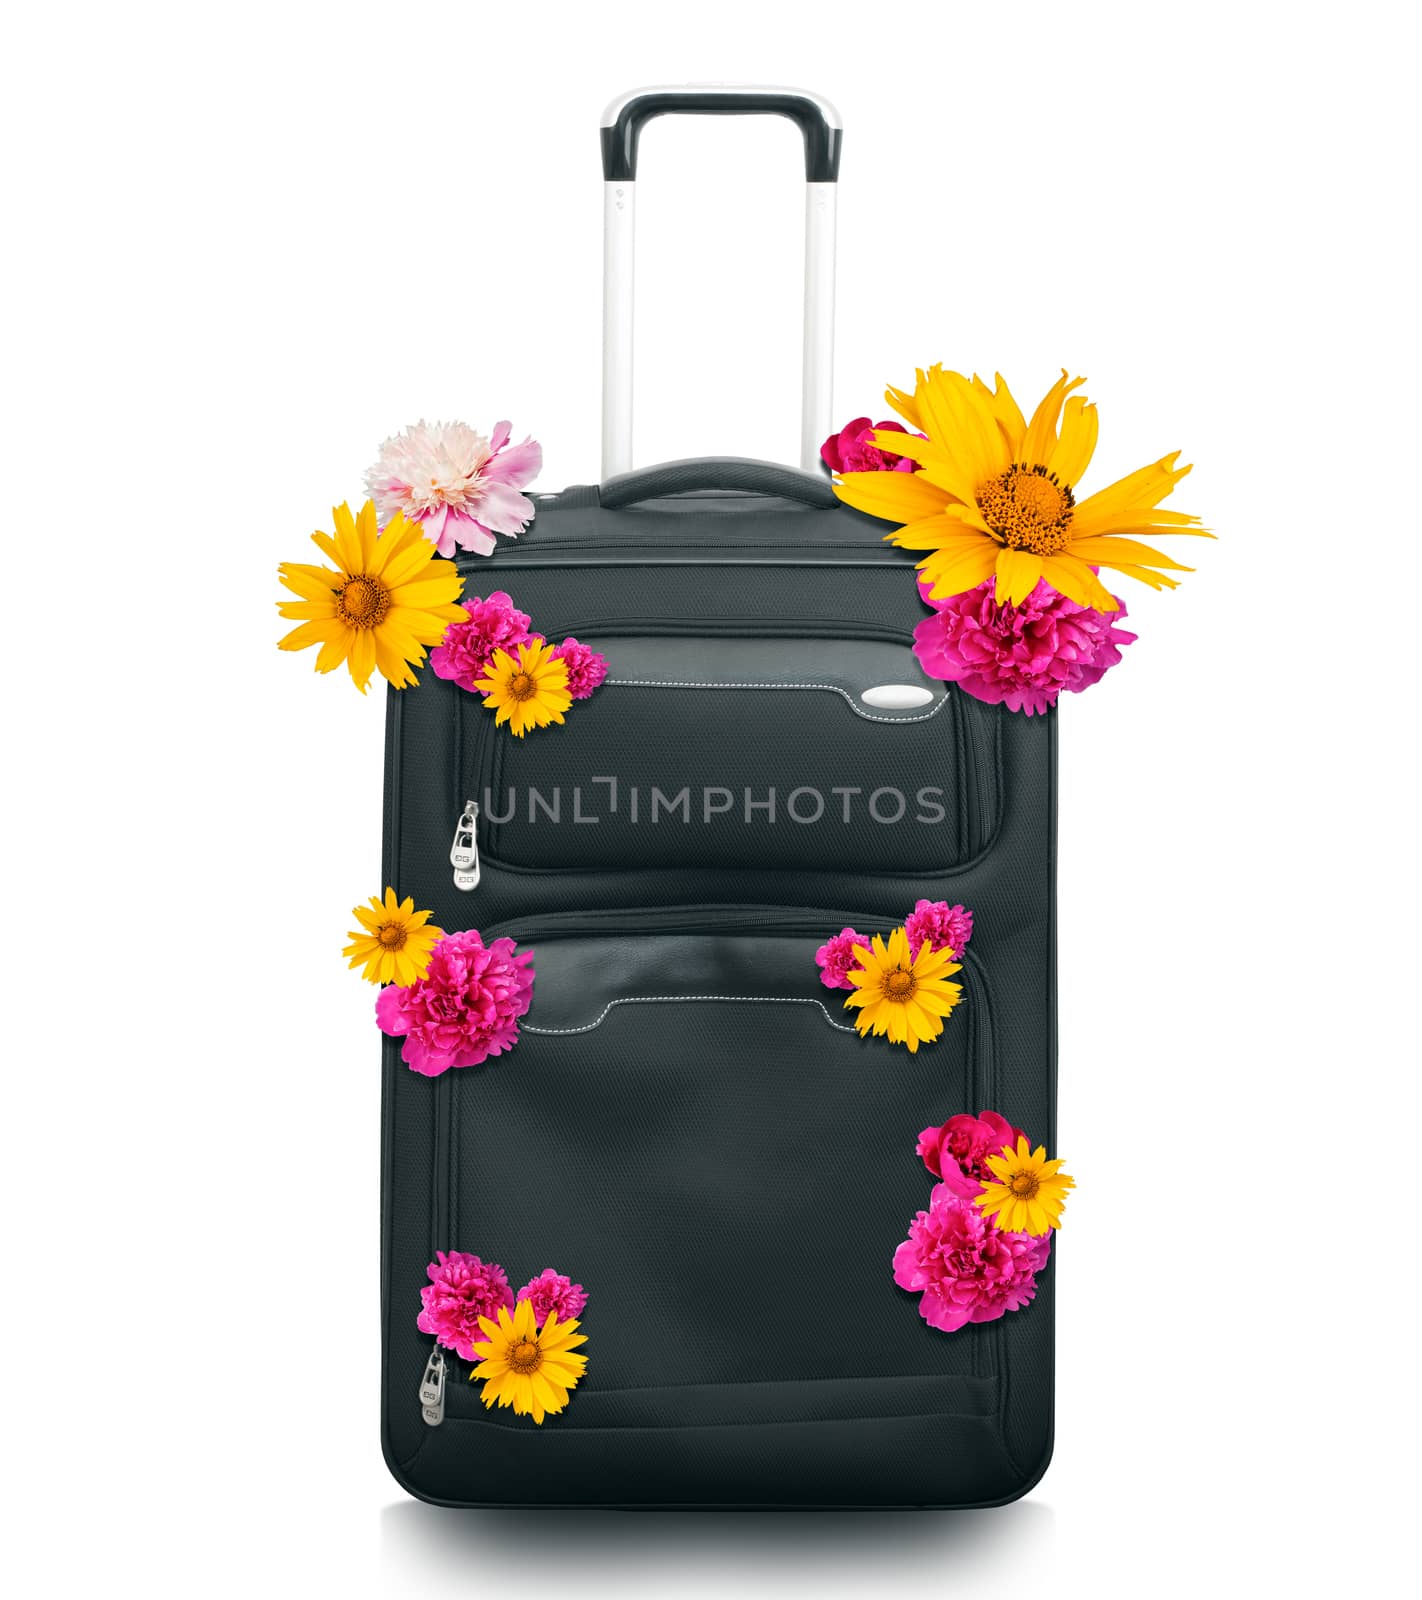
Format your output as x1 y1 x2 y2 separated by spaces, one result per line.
599 86 842 480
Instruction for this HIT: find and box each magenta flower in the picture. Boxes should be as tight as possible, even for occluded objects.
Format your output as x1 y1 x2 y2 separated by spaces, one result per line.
549 638 609 701
917 1109 1026 1188
913 576 1136 716
904 899 973 962
821 417 919 474
417 1250 515 1359
376 928 535 1076
892 1182 1051 1332
516 1269 589 1325
814 927 869 991
430 591 533 693
366 419 543 558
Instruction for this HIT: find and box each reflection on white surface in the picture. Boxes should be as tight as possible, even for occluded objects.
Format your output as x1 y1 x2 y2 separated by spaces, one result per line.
380 1498 1056 1593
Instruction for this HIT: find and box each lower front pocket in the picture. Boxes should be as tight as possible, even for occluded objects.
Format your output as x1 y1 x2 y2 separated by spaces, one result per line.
434 912 996 1420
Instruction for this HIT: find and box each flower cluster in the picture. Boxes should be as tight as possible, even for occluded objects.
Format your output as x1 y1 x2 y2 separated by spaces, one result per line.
894 1111 1074 1333
823 370 1209 712
419 1253 589 1424
431 591 608 737
816 900 973 991
277 416 549 696
814 914 971 1053
375 927 535 1075
366 419 542 558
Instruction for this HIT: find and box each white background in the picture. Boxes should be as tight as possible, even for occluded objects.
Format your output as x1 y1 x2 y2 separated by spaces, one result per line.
5 0 1418 1594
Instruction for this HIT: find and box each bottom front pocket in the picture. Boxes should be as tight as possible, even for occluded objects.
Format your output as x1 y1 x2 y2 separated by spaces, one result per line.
433 913 996 1422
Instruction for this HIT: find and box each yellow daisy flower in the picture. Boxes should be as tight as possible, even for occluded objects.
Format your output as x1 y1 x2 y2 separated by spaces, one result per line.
343 888 442 987
473 638 573 737
844 926 962 1053
278 500 466 693
975 1136 1075 1236
832 367 1211 613
471 1299 588 1425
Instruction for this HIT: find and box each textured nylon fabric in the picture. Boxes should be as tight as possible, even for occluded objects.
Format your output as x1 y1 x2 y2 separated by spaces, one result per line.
381 479 1056 1507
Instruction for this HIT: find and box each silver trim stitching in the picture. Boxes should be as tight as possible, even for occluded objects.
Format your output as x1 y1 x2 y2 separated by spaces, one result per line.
605 678 949 725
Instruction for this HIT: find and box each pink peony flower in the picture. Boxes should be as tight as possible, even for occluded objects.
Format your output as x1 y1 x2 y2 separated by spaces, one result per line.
549 637 608 701
821 417 919 474
917 1109 1026 1188
366 419 543 558
376 928 535 1076
904 899 974 961
815 927 869 991
430 591 533 693
417 1250 515 1359
913 576 1136 716
516 1269 589 1325
893 1182 1051 1332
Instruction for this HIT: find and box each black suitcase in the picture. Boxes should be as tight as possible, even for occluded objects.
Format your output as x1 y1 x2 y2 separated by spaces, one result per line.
381 88 1055 1509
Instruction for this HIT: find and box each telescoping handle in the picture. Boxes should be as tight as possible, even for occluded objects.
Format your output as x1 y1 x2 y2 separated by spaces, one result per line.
600 86 842 480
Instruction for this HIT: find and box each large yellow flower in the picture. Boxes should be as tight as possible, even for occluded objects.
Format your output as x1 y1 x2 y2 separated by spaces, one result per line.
473 638 573 736
343 888 442 986
844 926 962 1053
278 500 466 693
975 1136 1075 1236
471 1299 588 1425
833 368 1210 613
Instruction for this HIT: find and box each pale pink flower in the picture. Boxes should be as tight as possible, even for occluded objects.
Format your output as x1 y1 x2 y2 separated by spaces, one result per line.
430 591 533 693
376 929 535 1076
893 1182 1051 1333
904 900 974 961
549 638 608 701
417 1251 515 1359
814 927 869 991
913 576 1136 716
366 419 543 557
516 1269 589 1324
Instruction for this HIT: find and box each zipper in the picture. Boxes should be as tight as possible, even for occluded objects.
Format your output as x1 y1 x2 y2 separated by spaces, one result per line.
975 703 1002 845
450 798 481 892
419 1344 447 1426
420 901 995 1422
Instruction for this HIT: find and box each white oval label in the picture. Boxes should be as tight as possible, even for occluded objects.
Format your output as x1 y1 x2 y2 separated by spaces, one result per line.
860 683 936 710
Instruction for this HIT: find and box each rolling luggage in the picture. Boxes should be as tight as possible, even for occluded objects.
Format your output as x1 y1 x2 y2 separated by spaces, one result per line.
381 87 1056 1508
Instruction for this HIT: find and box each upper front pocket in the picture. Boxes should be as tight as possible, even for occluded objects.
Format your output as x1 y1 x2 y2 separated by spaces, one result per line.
455 634 1001 879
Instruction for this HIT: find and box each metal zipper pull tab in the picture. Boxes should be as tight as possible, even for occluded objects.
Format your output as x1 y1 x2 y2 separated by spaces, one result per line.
450 799 480 892
419 1345 447 1426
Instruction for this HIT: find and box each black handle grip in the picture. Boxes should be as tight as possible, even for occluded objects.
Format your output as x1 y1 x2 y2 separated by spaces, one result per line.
599 457 838 509
600 88 842 184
